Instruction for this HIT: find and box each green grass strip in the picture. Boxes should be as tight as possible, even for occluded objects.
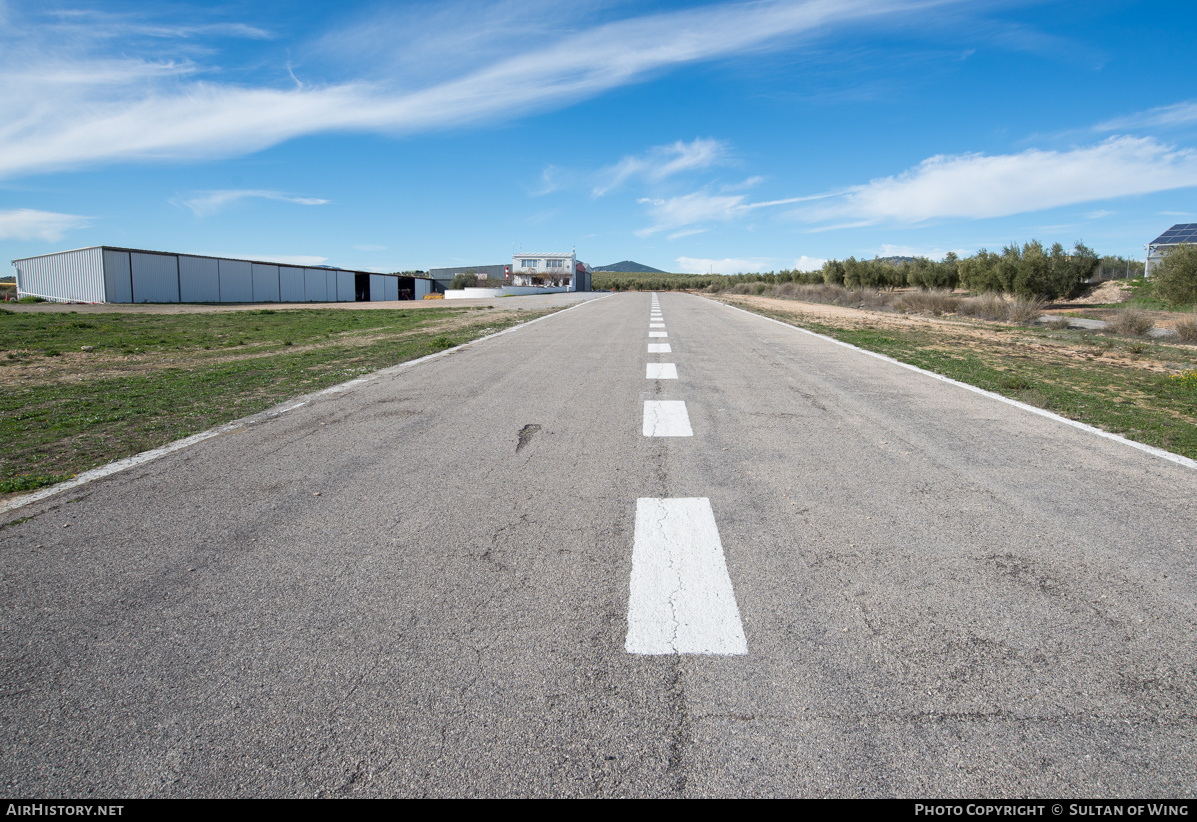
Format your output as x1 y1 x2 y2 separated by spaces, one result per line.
1 306 548 484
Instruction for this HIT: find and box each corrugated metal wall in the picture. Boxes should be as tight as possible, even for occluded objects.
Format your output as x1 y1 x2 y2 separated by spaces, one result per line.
304 268 328 301
130 252 179 303
179 256 220 303
14 247 106 303
279 267 305 302
102 249 133 303
219 259 253 303
251 263 280 302
14 247 430 304
336 271 354 302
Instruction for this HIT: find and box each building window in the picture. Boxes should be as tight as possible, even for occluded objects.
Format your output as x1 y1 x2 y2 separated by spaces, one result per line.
547 259 564 269
521 259 538 268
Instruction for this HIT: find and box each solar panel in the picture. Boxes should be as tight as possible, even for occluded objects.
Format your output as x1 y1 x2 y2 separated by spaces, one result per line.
1150 223 1197 245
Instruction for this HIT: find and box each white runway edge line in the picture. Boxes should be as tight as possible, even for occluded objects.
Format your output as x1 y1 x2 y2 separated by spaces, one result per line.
626 497 748 655
643 400 693 436
0 296 612 516
648 343 672 353
646 363 678 380
716 299 1197 472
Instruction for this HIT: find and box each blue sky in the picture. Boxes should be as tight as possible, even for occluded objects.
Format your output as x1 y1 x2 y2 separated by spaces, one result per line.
2 0 1196 274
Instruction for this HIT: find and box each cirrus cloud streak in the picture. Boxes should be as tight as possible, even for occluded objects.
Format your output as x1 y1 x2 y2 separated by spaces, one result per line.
0 208 90 241
174 189 330 217
0 0 952 178
795 136 1197 226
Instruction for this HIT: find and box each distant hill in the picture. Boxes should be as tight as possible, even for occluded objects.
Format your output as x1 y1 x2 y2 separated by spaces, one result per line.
593 261 666 273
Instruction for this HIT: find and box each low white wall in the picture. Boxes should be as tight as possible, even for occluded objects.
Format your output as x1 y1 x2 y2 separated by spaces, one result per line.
444 286 571 299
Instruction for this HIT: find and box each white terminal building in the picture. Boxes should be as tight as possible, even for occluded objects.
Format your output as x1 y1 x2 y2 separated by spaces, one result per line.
511 252 591 291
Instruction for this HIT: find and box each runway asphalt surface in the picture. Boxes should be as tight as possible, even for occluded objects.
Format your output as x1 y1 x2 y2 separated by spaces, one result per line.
1 291 1194 797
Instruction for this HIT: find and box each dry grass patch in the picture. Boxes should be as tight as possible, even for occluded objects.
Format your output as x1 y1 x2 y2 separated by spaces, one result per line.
1107 308 1155 337
1172 313 1197 343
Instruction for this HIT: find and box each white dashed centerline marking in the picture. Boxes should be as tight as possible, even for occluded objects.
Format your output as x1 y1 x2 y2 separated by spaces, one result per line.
646 363 678 379
626 497 748 655
648 343 672 353
649 331 668 338
643 400 692 436
650 323 666 328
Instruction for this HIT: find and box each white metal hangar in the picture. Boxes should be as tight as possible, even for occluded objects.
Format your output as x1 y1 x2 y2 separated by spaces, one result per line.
11 246 433 304
1145 224 1197 275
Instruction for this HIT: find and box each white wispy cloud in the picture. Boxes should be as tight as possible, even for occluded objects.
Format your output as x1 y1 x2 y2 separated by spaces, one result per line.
636 189 806 237
676 256 778 274
0 0 953 178
1096 100 1197 132
876 244 966 259
793 255 827 270
593 138 729 197
0 207 90 241
793 136 1197 226
174 189 330 217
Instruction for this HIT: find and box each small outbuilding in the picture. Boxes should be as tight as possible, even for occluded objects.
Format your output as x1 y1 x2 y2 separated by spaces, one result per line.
1145 224 1197 276
11 246 433 304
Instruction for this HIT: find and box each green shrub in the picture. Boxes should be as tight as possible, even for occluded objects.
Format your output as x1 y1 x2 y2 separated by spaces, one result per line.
1152 243 1197 307
906 254 959 290
958 249 1004 294
821 259 845 285
995 240 1097 300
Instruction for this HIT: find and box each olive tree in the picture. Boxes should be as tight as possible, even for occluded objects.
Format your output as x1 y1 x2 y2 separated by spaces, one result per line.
1153 243 1197 307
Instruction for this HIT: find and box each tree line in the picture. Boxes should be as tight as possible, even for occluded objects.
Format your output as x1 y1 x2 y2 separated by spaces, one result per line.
598 240 1132 301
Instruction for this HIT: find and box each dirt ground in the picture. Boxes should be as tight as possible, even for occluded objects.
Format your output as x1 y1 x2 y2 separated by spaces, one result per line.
1053 279 1133 306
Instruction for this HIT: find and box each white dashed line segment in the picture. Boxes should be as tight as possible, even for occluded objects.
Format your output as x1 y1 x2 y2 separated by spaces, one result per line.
649 331 668 338
625 497 748 656
648 343 672 353
646 363 678 380
643 401 692 436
